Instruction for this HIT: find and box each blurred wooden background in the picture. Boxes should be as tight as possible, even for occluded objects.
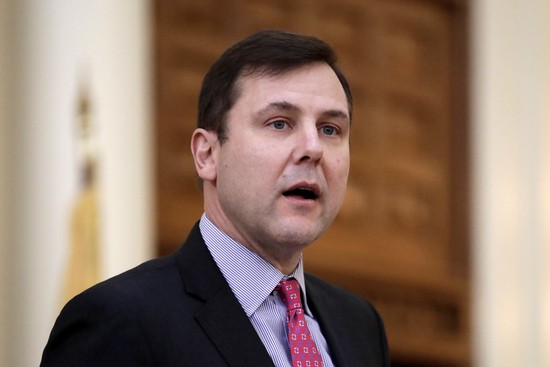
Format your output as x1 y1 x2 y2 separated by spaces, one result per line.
153 0 470 365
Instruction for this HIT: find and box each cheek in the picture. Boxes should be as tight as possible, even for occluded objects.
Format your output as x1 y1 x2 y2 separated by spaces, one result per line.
246 142 287 169
223 145 273 184
330 165 350 202
333 156 350 179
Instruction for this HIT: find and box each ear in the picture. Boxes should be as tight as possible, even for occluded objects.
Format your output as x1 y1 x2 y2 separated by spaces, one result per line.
191 128 219 182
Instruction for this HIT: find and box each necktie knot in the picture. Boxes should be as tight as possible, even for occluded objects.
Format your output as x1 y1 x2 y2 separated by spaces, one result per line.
276 279 304 313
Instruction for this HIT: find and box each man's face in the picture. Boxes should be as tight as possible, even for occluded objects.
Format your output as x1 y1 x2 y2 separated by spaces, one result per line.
207 62 350 263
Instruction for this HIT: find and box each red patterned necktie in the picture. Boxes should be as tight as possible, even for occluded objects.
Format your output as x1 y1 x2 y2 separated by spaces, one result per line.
276 279 324 367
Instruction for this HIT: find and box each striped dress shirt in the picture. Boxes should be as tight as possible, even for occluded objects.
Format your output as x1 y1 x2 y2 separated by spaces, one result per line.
200 214 334 367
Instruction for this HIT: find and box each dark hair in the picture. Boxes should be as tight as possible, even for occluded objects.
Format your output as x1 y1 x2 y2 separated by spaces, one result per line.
197 29 352 143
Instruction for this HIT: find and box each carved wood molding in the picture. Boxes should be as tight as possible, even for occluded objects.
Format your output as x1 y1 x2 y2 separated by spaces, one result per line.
154 0 470 365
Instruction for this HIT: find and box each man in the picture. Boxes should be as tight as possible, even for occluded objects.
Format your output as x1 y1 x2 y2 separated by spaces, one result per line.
41 29 390 367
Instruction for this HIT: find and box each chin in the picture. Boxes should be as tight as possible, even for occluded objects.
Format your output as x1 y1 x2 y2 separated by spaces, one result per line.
275 222 326 248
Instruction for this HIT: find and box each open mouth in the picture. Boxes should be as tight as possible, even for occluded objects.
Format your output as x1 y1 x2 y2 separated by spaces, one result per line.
283 187 319 200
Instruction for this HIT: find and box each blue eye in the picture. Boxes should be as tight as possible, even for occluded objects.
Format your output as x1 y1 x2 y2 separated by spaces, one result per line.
321 125 337 136
271 120 287 129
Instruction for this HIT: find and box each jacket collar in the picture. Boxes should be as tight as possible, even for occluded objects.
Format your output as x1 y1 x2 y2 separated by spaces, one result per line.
174 223 275 367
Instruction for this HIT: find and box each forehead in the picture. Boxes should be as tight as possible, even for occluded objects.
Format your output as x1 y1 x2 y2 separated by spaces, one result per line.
233 63 349 115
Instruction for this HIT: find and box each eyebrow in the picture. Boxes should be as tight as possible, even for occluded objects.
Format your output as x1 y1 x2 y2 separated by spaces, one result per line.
319 109 350 123
255 101 300 117
255 101 350 123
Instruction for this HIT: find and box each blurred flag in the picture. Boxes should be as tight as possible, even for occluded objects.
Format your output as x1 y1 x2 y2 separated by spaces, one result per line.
61 82 100 307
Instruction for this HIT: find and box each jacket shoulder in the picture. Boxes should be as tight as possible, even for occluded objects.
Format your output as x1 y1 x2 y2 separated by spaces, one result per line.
305 272 375 311
40 256 180 367
304 272 391 366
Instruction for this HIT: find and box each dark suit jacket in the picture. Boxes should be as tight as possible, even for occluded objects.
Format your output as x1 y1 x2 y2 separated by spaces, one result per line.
41 223 390 366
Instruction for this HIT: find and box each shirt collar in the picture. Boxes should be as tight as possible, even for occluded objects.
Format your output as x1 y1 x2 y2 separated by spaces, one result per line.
199 213 311 317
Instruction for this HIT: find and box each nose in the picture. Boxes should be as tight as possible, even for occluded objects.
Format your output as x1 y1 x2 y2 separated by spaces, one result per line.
294 124 323 164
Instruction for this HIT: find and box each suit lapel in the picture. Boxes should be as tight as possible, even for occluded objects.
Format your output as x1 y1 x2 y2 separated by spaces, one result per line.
175 223 275 367
306 277 366 367
194 286 275 367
